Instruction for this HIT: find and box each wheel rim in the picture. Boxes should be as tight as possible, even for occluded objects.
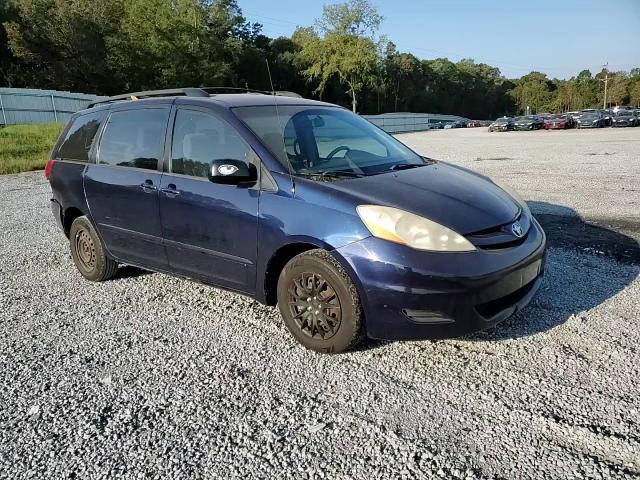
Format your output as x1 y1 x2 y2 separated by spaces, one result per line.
287 272 341 340
75 228 96 271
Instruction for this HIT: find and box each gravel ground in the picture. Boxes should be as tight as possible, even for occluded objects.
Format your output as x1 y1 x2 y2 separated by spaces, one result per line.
1 128 639 479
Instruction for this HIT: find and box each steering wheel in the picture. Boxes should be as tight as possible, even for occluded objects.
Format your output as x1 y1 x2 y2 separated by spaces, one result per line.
327 146 351 159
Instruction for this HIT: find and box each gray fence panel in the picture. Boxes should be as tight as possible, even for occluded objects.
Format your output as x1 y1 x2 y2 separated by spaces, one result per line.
0 88 105 125
0 89 471 134
362 112 469 134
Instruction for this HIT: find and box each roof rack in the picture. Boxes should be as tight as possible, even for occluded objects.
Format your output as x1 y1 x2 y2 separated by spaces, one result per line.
87 87 301 108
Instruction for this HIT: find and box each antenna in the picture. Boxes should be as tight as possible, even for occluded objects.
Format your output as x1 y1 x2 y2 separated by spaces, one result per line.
266 59 296 194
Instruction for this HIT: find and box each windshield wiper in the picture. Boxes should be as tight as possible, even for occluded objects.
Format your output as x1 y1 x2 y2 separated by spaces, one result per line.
298 170 364 179
389 163 426 171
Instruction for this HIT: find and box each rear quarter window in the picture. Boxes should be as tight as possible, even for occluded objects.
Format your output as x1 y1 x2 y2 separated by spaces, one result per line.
97 108 169 170
56 110 106 162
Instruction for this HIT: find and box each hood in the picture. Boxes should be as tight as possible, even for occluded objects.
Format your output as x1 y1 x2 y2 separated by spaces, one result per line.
315 163 520 235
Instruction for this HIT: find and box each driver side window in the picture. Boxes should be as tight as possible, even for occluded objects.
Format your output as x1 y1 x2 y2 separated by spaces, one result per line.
171 109 253 178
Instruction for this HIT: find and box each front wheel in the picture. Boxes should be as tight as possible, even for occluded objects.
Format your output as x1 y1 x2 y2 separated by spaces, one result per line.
277 249 364 353
69 216 118 282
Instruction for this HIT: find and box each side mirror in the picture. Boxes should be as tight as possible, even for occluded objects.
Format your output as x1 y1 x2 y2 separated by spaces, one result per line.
209 159 257 186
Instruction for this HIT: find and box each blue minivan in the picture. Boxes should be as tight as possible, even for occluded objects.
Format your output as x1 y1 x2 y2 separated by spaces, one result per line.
47 88 546 353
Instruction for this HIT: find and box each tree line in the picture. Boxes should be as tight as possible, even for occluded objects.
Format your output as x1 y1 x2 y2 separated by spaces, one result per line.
1 0 639 119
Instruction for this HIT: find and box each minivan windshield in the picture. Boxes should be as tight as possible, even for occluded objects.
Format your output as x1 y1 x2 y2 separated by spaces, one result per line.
233 105 426 176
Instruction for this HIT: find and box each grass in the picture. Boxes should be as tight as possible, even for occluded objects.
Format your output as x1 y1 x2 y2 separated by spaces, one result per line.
0 123 64 175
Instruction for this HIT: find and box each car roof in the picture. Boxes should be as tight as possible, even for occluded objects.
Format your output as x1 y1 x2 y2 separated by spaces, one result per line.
76 92 340 118
205 93 337 108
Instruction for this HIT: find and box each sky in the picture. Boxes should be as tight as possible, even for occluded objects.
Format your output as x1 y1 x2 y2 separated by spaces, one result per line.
238 0 640 79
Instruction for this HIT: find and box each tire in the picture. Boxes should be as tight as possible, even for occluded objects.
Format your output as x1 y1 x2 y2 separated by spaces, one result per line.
69 216 118 282
276 249 364 353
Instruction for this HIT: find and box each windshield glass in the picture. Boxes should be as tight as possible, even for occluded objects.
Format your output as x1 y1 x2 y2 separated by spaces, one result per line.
233 105 425 176
616 110 632 116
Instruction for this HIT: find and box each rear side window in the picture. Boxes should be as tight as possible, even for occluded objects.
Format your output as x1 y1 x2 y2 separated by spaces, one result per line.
98 108 169 170
171 109 254 178
56 110 106 162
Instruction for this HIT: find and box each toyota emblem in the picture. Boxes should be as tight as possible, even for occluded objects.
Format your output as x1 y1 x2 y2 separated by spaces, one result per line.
511 222 523 238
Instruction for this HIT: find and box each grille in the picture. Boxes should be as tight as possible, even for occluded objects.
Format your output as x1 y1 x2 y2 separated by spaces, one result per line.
465 212 530 250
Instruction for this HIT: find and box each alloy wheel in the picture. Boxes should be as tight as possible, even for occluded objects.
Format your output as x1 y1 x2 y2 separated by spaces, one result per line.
287 272 342 339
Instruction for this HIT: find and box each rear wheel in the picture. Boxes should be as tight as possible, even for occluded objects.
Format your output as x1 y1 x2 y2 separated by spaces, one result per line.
69 216 118 282
277 249 364 353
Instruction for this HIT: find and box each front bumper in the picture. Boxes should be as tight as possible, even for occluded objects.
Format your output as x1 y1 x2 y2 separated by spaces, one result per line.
335 218 546 340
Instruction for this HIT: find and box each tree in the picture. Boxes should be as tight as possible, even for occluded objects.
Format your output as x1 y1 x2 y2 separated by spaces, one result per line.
0 0 18 86
1 0 638 117
295 0 381 112
316 0 382 37
629 80 640 107
607 72 630 106
510 72 555 114
107 0 256 92
5 0 123 92
388 49 419 112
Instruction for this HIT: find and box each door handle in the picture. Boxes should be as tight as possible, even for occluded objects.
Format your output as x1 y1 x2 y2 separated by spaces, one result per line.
161 183 180 196
140 180 157 192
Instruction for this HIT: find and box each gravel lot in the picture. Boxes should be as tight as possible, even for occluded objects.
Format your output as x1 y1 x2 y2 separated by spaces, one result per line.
1 127 639 479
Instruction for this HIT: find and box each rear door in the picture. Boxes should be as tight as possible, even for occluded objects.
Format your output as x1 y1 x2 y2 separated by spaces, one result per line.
84 106 170 269
158 106 259 293
50 109 107 216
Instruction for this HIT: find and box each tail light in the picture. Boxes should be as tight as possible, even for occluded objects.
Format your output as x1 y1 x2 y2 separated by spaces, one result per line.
44 159 55 180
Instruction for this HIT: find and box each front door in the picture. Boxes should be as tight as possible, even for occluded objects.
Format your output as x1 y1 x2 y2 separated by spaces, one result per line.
84 106 170 269
159 107 259 293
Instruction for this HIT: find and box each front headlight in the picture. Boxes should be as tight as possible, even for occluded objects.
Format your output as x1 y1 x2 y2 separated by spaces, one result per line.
356 205 475 252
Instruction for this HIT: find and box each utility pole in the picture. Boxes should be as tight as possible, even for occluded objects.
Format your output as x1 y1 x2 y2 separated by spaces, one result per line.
602 63 608 109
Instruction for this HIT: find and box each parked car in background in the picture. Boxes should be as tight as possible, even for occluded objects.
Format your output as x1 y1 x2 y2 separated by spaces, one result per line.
611 110 639 127
566 111 581 121
513 115 544 130
46 87 546 353
488 117 515 132
444 120 466 129
430 122 444 129
544 114 574 130
576 112 605 128
581 109 611 127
